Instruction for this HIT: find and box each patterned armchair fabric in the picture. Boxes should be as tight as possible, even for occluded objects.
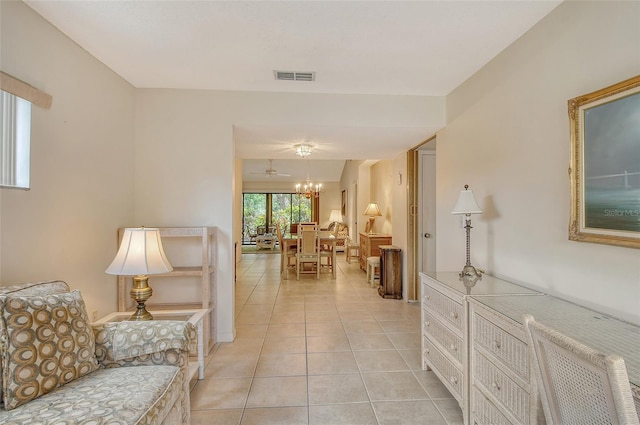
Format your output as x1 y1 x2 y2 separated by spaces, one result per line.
0 280 195 425
327 222 349 250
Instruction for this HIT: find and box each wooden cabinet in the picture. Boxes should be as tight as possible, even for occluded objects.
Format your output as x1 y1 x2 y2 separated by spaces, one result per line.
379 245 402 299
358 232 391 271
116 226 216 353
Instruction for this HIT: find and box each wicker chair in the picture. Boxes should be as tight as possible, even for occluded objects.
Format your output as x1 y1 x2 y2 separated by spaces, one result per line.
523 315 640 425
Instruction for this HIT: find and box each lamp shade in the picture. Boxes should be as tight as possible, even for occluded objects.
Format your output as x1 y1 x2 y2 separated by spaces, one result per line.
363 203 382 217
328 209 342 223
105 227 173 275
451 185 482 215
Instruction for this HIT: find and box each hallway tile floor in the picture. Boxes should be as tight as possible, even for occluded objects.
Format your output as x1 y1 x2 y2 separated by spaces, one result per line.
190 252 463 425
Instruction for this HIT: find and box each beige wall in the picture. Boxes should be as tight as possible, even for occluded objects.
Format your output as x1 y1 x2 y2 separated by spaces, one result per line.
437 0 640 323
370 160 393 235
0 1 136 320
135 90 443 341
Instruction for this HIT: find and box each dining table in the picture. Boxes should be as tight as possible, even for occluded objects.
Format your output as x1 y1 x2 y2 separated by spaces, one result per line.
281 231 342 279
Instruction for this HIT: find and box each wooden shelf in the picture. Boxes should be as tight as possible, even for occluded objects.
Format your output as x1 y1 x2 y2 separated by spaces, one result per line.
116 226 216 353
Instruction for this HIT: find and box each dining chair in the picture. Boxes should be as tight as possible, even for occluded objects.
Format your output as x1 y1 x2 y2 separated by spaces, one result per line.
523 314 640 425
297 228 320 280
276 223 296 279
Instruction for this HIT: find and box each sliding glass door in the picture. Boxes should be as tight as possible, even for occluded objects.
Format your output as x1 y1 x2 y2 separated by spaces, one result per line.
242 193 314 244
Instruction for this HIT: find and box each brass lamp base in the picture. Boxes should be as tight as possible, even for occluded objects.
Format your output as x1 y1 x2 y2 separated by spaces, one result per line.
367 217 376 234
130 275 153 321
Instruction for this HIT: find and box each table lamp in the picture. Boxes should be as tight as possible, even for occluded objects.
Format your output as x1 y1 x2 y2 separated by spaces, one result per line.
105 227 173 320
363 203 382 234
328 209 342 227
451 185 483 279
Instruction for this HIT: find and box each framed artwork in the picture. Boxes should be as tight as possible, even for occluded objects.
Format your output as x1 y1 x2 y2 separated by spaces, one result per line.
341 190 347 216
568 75 640 249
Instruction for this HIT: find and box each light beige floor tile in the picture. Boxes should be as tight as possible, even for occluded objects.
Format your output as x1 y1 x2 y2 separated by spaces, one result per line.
235 324 268 339
309 403 378 425
246 376 308 408
215 338 264 357
270 310 305 324
266 323 306 338
342 320 385 334
347 333 395 351
387 332 422 350
236 311 273 325
190 408 243 425
372 400 448 425
398 349 422 371
338 310 375 322
306 334 351 353
362 371 429 401
308 373 369 405
240 407 309 425
305 310 341 322
434 399 465 425
261 336 306 354
304 302 337 312
273 303 305 313
255 353 307 377
353 350 410 372
307 351 359 375
413 370 457 399
190 377 252 409
379 320 420 334
204 354 259 378
305 322 346 337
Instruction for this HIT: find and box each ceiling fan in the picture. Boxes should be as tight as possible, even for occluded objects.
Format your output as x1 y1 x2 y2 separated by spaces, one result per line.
251 159 291 177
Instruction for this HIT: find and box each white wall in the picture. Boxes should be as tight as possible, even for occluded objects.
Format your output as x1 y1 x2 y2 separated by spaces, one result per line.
370 160 393 235
437 1 640 324
0 1 136 319
134 90 443 341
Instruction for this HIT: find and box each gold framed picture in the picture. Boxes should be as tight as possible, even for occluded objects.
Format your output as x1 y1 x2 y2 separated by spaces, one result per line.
568 75 640 249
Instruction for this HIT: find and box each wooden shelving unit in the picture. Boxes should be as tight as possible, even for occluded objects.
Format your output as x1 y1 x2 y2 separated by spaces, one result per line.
116 226 216 353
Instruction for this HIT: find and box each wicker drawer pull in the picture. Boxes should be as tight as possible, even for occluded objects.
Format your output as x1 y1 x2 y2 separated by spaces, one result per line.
450 344 457 352
424 347 430 354
449 376 458 385
425 320 431 327
492 381 501 391
494 340 501 349
450 311 459 319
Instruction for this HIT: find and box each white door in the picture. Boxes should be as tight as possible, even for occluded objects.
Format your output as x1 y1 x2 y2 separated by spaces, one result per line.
419 151 436 274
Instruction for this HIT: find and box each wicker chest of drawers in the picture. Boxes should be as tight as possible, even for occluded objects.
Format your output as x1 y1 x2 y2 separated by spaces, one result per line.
421 276 467 407
469 299 540 425
420 272 541 425
422 272 640 425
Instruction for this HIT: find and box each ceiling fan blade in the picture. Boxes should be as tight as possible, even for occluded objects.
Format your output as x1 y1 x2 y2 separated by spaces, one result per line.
277 173 291 177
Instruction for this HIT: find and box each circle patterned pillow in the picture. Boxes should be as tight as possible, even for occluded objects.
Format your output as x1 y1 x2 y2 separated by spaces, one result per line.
0 290 99 410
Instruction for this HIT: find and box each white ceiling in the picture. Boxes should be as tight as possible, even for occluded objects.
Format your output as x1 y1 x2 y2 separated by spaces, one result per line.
24 0 561 181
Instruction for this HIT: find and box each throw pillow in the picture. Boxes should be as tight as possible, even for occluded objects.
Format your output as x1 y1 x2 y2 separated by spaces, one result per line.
0 290 99 410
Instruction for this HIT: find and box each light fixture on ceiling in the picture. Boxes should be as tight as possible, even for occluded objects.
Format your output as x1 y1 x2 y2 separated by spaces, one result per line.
295 160 322 199
294 143 313 157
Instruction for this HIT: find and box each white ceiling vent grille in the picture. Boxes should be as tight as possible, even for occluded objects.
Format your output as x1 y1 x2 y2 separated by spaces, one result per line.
274 71 315 82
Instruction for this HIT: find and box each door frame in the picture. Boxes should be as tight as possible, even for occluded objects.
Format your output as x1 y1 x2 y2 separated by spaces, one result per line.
406 135 436 301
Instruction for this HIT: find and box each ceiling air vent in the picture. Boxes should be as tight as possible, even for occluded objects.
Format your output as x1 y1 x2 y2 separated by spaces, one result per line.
274 71 315 82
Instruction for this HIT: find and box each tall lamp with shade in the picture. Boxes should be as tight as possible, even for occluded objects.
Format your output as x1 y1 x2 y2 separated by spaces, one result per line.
451 185 483 279
105 227 173 321
363 203 382 234
328 209 342 228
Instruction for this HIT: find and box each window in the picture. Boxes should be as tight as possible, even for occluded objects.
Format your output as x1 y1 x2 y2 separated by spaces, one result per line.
242 192 316 244
1 90 31 189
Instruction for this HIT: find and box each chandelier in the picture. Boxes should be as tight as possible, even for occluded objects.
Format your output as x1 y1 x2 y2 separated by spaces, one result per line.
296 178 322 199
294 143 313 157
296 160 322 198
